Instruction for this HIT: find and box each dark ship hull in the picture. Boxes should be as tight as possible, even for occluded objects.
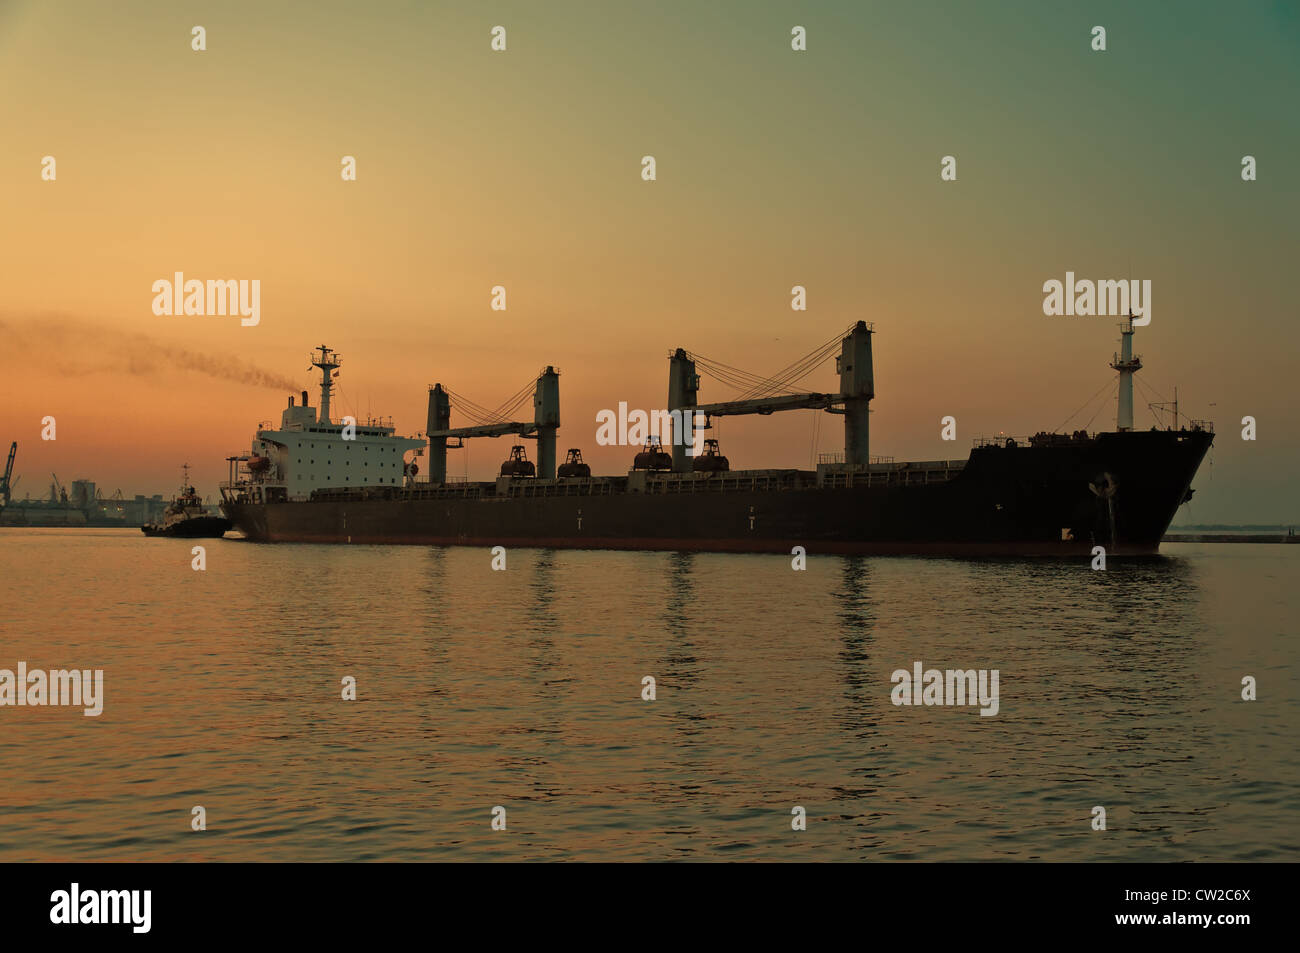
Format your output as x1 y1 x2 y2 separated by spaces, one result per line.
221 429 1212 556
142 516 232 539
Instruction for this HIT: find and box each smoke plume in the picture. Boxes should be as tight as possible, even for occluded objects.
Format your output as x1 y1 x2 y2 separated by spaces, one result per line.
0 315 301 392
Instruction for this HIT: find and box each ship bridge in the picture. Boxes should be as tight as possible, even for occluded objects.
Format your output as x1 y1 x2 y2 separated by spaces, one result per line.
221 346 424 505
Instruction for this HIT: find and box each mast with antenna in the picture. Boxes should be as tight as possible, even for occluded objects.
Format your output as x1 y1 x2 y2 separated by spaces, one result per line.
310 345 342 425
1109 313 1142 432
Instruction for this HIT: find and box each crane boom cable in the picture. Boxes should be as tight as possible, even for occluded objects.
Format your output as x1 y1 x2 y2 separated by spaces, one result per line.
444 371 543 427
443 388 500 425
734 328 847 399
752 334 846 397
691 325 851 400
487 375 538 421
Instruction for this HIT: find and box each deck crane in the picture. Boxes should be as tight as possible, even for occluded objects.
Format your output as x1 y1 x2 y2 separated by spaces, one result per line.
667 321 875 472
426 366 561 481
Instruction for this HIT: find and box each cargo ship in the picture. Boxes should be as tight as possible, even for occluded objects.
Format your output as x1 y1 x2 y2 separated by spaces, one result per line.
220 325 1213 556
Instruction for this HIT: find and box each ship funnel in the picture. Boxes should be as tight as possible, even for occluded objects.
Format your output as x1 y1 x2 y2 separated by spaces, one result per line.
301 390 309 406
534 367 560 480
668 348 699 473
838 321 875 466
427 384 450 484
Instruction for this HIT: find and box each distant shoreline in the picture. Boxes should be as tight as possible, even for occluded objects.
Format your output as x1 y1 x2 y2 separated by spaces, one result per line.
1165 533 1298 544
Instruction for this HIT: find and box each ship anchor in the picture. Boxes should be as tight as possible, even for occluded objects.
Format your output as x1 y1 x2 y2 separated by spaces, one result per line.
1089 472 1120 548
1088 472 1118 499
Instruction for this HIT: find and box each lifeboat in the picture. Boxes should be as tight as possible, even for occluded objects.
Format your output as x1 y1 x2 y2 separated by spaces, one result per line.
246 455 271 473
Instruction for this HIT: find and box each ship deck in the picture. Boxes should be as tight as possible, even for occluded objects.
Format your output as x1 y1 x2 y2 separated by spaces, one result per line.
225 458 971 506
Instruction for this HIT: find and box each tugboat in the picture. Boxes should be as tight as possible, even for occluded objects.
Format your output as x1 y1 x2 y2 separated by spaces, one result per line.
142 465 232 538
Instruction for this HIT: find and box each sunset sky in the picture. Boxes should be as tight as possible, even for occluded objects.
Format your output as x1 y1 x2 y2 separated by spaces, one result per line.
1 0 1296 521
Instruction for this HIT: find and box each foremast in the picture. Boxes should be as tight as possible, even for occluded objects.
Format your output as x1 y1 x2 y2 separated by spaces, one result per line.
1109 314 1142 432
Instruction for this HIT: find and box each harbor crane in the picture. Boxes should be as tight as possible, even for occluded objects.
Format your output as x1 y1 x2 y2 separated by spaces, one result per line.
1 442 14 505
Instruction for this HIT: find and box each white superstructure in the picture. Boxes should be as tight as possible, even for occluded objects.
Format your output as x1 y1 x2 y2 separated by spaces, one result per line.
223 346 423 504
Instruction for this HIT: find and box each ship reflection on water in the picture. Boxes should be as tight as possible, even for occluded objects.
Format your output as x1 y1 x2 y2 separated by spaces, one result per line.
0 533 1290 861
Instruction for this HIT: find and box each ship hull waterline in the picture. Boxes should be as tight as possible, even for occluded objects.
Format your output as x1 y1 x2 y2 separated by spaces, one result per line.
141 516 233 539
